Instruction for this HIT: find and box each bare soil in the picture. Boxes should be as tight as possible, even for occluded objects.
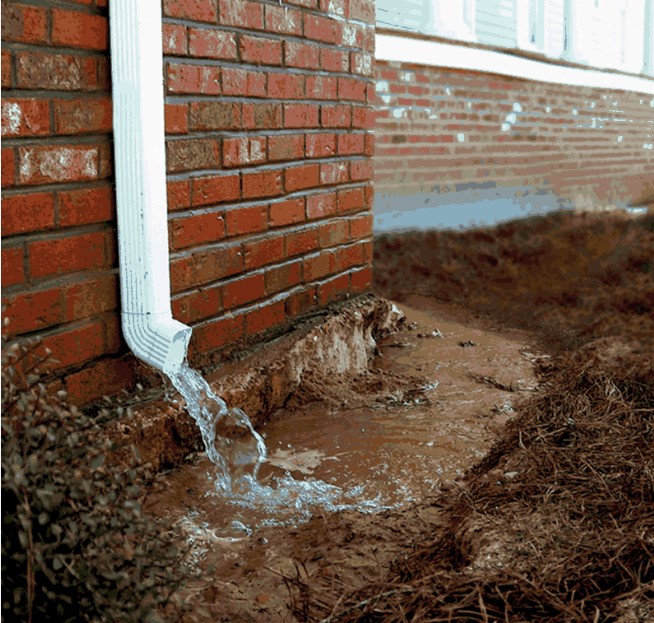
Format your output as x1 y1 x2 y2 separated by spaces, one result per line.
150 210 653 622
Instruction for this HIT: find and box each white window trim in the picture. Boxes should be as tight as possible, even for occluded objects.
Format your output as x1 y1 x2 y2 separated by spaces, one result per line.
376 32 654 94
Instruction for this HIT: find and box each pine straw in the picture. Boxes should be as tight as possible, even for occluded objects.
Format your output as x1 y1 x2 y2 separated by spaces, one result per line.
292 212 654 623
301 338 653 623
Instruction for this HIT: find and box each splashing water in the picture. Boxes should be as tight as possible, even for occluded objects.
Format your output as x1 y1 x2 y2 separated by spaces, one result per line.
167 363 398 533
168 363 267 495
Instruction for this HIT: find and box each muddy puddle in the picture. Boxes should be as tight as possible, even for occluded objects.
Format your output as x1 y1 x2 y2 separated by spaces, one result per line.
147 295 539 546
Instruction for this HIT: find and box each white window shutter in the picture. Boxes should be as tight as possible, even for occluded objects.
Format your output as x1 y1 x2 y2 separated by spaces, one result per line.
543 0 565 58
376 0 428 33
475 0 518 48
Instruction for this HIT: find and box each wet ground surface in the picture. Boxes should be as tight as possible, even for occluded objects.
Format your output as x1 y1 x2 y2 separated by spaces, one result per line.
145 295 540 622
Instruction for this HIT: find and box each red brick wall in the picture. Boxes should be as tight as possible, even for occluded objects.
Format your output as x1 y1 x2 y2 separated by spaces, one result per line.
375 60 654 215
1 0 375 405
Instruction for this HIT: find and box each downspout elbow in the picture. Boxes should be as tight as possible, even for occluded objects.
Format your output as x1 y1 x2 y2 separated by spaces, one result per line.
110 0 192 376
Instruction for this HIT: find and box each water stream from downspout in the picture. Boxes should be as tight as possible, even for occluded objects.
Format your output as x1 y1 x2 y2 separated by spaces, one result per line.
167 362 390 536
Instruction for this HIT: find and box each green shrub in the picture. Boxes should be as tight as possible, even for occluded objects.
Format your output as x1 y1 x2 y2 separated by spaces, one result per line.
1 342 187 622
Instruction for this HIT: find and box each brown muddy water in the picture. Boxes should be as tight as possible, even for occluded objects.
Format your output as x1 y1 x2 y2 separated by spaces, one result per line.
146 296 539 564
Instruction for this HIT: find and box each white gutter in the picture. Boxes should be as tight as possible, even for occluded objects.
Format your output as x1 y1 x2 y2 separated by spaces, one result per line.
109 0 192 375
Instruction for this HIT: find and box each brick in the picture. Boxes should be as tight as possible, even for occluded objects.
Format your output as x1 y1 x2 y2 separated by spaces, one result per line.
172 285 222 324
265 260 302 294
57 186 114 227
348 212 373 239
352 106 374 129
304 251 337 280
223 273 265 308
338 133 365 155
286 286 317 317
286 0 318 7
320 0 346 16
65 358 137 406
189 28 237 59
167 179 191 211
3 288 61 336
321 48 349 72
306 192 336 219
165 103 188 134
341 22 364 47
239 35 283 66
18 145 101 185
320 162 349 185
265 4 303 35
52 9 108 51
351 51 373 76
322 105 351 128
162 23 188 55
1 246 25 287
1 4 47 44
1 99 50 138
284 41 320 69
167 63 221 95
40 321 106 371
349 0 375 23
28 231 107 278
242 169 283 199
242 103 283 130
193 315 244 353
350 159 372 181
350 265 372 292
364 132 374 156
243 235 285 269
2 148 15 188
268 134 304 162
166 138 220 172
225 204 268 236
317 218 348 247
171 212 225 249
163 0 218 22
336 242 365 271
2 50 11 88
284 103 320 128
64 275 117 321
53 97 112 135
170 244 243 291
220 0 264 29
304 13 338 43
191 174 241 206
222 137 267 168
306 132 336 158
286 228 319 257
269 198 305 227
338 77 367 101
222 67 267 97
189 101 240 130
318 273 350 305
245 299 286 336
267 73 305 99
306 75 338 99
285 163 320 192
16 50 98 91
2 192 55 235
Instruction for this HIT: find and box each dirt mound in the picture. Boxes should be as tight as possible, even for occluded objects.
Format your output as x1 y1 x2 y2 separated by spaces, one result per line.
374 211 654 351
293 212 654 622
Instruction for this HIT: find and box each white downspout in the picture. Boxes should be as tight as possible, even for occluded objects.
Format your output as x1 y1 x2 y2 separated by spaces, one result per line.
109 0 192 375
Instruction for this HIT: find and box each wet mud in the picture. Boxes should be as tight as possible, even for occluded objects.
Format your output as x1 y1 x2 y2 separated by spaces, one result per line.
148 210 653 622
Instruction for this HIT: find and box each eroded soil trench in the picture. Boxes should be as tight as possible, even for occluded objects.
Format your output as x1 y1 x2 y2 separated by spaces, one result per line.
146 295 541 622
